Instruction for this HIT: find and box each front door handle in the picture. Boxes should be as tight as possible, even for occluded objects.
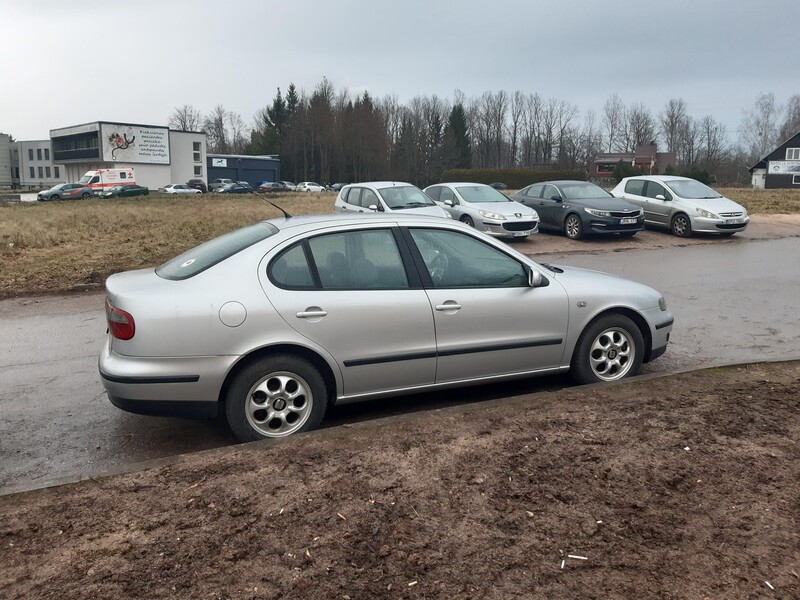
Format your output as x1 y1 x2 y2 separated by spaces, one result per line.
435 302 462 312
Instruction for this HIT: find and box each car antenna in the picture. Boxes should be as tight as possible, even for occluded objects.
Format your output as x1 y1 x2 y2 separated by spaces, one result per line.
254 191 292 219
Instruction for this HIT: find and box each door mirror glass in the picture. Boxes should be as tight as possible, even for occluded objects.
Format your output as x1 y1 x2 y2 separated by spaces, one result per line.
444 199 454 207
655 194 667 201
550 195 562 202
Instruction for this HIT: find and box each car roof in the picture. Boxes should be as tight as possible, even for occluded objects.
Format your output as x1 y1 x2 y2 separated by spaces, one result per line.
535 180 599 186
264 212 456 233
428 182 492 187
621 175 689 182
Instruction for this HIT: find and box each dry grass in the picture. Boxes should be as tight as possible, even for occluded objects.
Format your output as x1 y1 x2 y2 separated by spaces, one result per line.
1 187 799 299
0 193 334 298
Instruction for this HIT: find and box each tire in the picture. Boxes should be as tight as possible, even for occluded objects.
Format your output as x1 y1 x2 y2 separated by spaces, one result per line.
50 194 60 201
670 213 692 237
460 215 475 227
571 314 644 384
81 192 91 199
564 214 583 240
225 354 328 442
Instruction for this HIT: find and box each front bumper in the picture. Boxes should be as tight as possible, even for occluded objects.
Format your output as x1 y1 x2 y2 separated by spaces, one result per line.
641 306 674 363
585 215 645 235
689 215 750 233
481 220 540 239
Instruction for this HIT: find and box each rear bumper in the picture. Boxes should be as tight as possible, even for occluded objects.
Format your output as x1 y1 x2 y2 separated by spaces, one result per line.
98 339 237 419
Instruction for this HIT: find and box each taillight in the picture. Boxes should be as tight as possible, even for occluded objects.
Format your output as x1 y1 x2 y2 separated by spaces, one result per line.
105 298 135 340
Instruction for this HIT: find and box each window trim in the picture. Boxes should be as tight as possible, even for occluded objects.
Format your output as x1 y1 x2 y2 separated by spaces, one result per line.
786 148 800 161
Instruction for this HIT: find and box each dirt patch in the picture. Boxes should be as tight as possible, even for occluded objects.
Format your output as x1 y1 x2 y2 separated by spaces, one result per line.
1 362 798 599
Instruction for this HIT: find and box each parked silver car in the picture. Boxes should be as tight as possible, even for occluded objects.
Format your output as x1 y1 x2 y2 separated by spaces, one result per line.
99 214 673 442
334 181 450 219
610 175 749 237
424 182 540 240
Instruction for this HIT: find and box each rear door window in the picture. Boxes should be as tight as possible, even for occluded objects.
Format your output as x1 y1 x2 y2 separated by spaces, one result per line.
624 179 646 195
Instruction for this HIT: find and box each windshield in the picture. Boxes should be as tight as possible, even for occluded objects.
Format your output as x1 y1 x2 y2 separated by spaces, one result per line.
455 185 511 203
664 179 721 199
378 185 435 209
156 222 279 280
78 175 92 184
109 186 124 192
559 182 612 200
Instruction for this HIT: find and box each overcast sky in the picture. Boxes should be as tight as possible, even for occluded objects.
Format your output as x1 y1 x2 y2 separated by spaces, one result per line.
2 0 797 142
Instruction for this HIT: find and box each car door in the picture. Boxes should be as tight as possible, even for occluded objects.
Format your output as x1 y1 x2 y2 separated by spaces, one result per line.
642 181 673 225
618 179 657 222
536 184 564 229
341 187 364 212
437 186 461 219
515 184 547 226
405 227 569 383
262 227 436 398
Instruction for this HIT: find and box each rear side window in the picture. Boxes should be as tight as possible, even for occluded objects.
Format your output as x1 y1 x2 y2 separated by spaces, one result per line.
344 187 362 206
624 179 646 195
156 222 278 280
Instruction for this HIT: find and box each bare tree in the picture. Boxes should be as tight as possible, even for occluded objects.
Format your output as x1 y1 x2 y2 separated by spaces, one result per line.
169 104 203 131
226 111 250 154
621 102 656 153
659 98 689 153
779 94 800 141
507 91 525 167
697 115 728 170
204 105 229 153
739 92 781 161
602 93 625 152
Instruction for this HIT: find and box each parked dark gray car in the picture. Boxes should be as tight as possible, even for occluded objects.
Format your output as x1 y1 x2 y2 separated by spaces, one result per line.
511 181 644 240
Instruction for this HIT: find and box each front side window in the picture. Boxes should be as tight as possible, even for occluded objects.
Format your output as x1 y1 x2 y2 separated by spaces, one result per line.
361 189 380 209
269 244 315 289
624 179 646 195
409 228 527 288
439 187 456 203
542 184 559 200
644 181 669 199
425 186 442 201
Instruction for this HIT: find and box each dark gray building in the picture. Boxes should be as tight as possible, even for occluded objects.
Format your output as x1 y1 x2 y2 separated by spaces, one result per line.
207 154 280 186
749 131 800 189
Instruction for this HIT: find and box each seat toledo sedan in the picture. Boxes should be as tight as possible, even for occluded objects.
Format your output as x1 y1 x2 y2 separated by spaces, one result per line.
99 214 674 442
424 182 540 240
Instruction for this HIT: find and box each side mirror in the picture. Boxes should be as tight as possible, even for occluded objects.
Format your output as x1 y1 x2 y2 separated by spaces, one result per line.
368 204 384 212
444 199 454 207
550 195 562 202
655 194 668 201
524 264 548 287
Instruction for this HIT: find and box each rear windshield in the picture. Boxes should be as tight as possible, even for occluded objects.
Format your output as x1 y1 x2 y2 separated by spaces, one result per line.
156 222 278 280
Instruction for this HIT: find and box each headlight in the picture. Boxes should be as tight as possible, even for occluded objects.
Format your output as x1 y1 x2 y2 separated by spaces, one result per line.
443 211 453 219
584 207 611 217
638 208 644 216
530 210 540 219
659 296 667 311
478 210 506 221
696 208 719 219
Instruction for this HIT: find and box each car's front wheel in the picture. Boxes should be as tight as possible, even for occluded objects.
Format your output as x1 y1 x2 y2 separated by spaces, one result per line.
460 215 475 227
225 354 328 442
81 192 91 198
670 213 692 237
564 214 583 240
571 314 644 384
49 194 59 201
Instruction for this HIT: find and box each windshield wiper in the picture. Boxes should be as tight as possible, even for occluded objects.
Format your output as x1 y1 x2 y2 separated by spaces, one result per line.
540 263 564 273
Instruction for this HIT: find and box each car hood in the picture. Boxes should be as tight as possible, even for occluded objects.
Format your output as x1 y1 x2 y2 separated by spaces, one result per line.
468 202 536 217
542 264 662 309
563 196 641 211
675 196 746 213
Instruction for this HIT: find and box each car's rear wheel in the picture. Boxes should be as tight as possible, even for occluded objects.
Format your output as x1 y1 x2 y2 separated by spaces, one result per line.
81 192 91 198
460 215 475 227
564 214 583 240
225 355 328 442
571 314 643 384
670 213 692 237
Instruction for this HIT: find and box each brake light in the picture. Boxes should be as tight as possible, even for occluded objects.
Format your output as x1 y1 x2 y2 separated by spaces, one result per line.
105 298 135 340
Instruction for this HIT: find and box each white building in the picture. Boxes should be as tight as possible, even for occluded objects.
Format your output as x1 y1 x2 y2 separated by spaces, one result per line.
49 121 206 190
11 139 65 188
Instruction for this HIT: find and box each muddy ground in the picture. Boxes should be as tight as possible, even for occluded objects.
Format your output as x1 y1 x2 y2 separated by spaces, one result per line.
1 361 798 599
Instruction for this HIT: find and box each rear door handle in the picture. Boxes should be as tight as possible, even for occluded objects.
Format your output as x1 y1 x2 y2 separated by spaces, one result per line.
435 302 462 312
296 309 328 319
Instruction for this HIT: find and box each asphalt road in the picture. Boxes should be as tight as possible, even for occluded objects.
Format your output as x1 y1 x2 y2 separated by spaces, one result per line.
1 236 799 492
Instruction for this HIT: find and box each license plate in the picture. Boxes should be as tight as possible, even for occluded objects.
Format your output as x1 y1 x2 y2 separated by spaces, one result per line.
620 218 637 225
513 231 529 237
724 218 743 224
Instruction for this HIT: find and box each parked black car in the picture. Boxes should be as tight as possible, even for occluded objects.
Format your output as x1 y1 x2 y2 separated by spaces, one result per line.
187 179 208 193
217 182 254 194
510 180 644 240
490 182 508 190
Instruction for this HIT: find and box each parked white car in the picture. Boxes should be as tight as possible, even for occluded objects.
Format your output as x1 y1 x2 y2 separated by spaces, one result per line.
334 182 450 219
295 182 326 193
424 182 539 240
610 175 749 237
159 184 202 195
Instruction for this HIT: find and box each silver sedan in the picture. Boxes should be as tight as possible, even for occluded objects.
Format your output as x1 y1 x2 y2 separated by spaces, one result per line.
424 182 540 239
99 214 674 442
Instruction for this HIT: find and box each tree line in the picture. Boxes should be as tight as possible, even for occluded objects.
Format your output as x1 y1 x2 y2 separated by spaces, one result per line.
169 82 800 187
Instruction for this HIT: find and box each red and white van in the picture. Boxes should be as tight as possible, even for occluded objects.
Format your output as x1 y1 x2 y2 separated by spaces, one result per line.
79 168 136 192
